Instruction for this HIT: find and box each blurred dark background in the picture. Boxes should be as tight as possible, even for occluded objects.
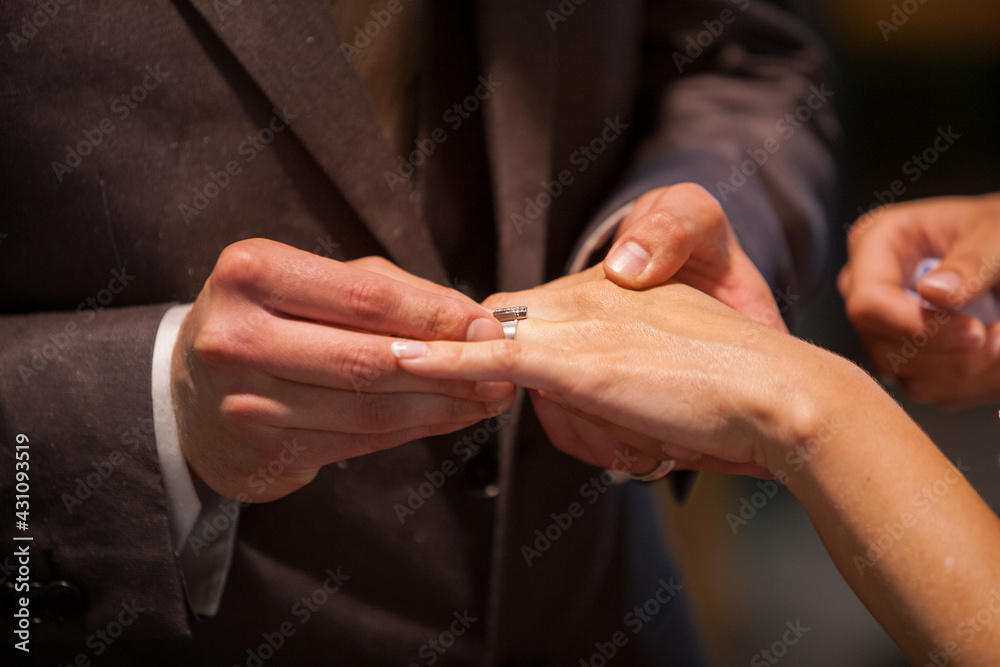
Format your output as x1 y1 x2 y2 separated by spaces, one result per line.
659 2 1000 665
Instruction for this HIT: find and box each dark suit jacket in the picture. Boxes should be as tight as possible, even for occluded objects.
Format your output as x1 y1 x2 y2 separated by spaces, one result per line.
0 1 839 664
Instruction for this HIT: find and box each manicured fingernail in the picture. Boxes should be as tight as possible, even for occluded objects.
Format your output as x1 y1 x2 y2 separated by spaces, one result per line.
920 271 963 295
606 241 649 278
467 317 499 341
945 324 986 351
391 340 426 359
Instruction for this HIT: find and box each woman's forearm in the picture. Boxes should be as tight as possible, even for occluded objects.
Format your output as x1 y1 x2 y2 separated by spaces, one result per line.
393 276 1000 662
773 352 1000 664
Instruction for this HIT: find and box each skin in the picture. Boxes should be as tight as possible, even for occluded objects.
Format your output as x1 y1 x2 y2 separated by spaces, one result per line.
171 239 516 501
172 184 780 497
392 270 1000 665
604 183 786 333
839 194 1000 406
515 183 787 475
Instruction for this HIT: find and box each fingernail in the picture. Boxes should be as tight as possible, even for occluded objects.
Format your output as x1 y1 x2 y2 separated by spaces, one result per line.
945 324 986 351
920 271 963 295
391 340 427 359
467 317 499 342
606 241 650 278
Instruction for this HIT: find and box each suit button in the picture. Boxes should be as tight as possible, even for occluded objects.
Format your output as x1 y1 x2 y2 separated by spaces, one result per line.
39 580 85 622
464 449 499 498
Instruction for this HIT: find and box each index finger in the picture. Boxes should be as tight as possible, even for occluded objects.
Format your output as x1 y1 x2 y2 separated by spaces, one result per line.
215 239 502 341
603 183 728 290
392 337 578 397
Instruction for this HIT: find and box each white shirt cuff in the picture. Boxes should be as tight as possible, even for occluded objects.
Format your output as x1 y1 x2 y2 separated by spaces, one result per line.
152 303 200 551
152 303 239 617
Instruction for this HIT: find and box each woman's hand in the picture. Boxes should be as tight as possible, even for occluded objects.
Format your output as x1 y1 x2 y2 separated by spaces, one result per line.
391 266 855 478
392 267 1000 666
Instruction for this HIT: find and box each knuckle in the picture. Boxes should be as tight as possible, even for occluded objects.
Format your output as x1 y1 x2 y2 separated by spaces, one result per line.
490 340 521 373
674 183 724 224
213 239 272 293
344 277 392 323
193 320 245 364
339 344 392 388
355 393 397 431
644 208 675 234
219 393 269 426
416 300 450 337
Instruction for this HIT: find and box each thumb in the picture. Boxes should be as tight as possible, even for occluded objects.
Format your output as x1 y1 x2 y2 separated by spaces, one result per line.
917 239 1000 310
603 185 726 290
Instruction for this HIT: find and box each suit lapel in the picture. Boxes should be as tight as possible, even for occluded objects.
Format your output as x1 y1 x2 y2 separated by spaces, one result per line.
477 0 557 292
184 0 449 283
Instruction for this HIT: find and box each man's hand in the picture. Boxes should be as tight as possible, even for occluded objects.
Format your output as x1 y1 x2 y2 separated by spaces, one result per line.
518 183 785 474
603 183 786 331
839 194 1000 406
171 239 515 502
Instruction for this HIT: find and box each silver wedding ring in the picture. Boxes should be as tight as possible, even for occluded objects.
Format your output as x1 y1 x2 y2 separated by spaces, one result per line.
628 459 676 482
493 306 527 340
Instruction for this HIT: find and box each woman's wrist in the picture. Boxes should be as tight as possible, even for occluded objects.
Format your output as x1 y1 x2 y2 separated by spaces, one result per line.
749 340 882 484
